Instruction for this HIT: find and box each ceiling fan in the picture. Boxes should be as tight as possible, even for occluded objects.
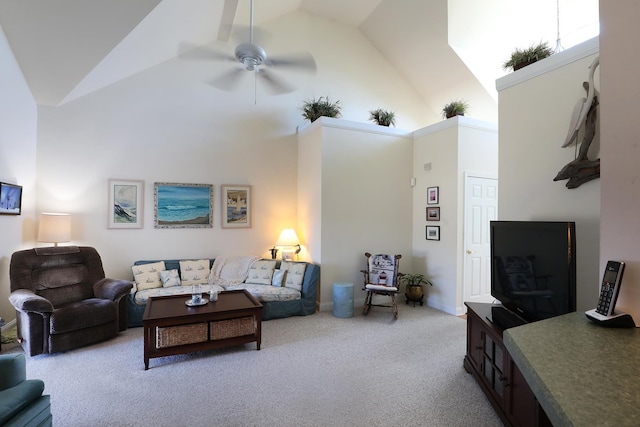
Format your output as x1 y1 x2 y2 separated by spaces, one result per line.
182 0 316 98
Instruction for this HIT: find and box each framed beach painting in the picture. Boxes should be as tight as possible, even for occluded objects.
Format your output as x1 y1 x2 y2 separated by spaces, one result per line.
108 179 144 228
221 185 252 228
0 182 22 215
154 183 213 229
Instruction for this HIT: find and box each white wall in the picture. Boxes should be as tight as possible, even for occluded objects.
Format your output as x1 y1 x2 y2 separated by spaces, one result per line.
298 118 414 310
27 13 429 321
412 117 498 315
0 26 38 323
496 39 600 312
599 2 640 324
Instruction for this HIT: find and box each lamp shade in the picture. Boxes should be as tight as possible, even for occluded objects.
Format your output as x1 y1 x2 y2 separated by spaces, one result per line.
275 228 300 247
37 213 71 245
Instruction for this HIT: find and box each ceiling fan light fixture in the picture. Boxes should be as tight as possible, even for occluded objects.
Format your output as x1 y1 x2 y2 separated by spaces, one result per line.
235 43 266 71
242 57 258 71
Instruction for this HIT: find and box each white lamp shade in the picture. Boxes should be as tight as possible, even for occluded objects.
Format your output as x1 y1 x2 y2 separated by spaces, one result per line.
275 228 300 247
37 213 71 244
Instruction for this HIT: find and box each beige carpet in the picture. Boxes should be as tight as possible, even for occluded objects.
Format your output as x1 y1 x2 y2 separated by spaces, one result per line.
5 303 501 427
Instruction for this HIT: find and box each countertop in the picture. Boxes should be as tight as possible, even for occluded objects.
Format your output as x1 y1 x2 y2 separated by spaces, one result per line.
503 312 640 427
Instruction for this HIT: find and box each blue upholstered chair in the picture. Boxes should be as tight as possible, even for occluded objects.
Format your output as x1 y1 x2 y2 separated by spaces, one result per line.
0 353 52 426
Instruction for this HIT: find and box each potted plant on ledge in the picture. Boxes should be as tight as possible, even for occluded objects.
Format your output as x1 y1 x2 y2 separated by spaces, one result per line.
369 108 396 127
503 41 554 72
442 99 468 119
399 273 433 306
301 96 342 123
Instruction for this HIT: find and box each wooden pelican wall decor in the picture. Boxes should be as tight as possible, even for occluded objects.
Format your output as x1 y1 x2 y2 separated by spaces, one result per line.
554 56 600 189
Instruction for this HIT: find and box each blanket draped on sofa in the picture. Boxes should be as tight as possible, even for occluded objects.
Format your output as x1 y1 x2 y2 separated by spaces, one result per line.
209 256 260 285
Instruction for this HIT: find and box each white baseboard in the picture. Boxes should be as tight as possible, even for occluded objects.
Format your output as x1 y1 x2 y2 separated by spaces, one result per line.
1 319 16 332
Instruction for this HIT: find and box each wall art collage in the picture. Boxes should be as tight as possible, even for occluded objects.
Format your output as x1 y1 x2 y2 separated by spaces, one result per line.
426 186 440 241
108 180 252 230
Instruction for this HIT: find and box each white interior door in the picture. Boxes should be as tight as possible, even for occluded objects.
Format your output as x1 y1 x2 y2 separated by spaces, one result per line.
463 174 498 304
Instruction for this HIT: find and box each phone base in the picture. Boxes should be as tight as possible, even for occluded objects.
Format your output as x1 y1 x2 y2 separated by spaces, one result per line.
585 309 636 328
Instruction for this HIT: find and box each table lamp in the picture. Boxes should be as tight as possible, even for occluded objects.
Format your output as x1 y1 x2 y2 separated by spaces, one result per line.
273 228 301 260
37 213 71 246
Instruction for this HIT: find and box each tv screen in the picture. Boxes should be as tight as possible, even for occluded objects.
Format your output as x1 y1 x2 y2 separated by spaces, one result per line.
490 221 576 324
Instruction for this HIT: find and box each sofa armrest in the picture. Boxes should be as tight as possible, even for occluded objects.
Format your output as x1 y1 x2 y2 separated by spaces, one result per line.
94 278 133 302
8 290 53 314
300 263 320 297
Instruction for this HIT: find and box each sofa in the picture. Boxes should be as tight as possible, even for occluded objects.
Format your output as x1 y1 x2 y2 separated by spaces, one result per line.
9 246 133 356
0 354 52 427
127 257 320 327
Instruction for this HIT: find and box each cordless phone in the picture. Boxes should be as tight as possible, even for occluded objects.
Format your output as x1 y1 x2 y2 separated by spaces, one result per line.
595 261 625 316
585 260 635 328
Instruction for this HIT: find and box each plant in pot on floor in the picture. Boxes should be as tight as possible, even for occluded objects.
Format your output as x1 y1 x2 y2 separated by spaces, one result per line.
301 96 342 123
503 41 554 72
399 273 433 306
442 99 468 119
369 108 396 127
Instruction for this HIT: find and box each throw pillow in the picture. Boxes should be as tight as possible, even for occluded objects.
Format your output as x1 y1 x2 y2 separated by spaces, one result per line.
160 269 181 287
272 269 287 287
246 259 277 285
280 261 307 292
131 261 166 291
179 259 210 286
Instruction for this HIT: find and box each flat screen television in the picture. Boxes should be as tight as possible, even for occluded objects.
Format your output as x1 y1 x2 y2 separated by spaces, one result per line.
490 221 576 327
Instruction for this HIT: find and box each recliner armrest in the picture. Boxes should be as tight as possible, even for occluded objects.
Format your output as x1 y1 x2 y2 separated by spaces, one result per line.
94 278 133 301
8 290 53 313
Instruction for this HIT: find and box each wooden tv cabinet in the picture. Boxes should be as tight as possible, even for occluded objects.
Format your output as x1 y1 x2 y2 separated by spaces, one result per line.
464 302 551 427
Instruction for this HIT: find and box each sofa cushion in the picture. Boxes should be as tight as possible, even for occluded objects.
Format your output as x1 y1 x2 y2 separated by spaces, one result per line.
226 283 301 302
160 269 180 287
272 269 286 286
131 261 165 291
0 380 45 425
179 260 210 286
245 260 277 285
280 261 307 292
133 284 225 305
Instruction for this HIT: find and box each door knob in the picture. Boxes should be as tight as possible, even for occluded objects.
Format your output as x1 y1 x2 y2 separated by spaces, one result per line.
466 249 475 254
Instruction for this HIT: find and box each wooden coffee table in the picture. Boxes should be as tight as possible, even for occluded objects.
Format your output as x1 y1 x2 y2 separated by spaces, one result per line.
143 289 262 369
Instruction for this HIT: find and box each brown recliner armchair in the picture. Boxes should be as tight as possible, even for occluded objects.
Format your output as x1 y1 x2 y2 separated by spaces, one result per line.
9 246 132 356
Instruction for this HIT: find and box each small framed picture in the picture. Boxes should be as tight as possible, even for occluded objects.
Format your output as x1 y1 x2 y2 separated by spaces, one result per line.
427 186 439 205
0 182 22 215
426 206 440 221
426 225 440 241
221 185 252 229
108 179 144 228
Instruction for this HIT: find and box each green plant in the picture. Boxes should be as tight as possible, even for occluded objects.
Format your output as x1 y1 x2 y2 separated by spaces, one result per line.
398 273 433 288
442 99 468 119
369 108 396 127
301 96 342 123
502 41 554 71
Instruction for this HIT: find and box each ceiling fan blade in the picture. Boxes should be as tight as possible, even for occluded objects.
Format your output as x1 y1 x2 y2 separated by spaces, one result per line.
177 42 234 62
258 69 295 95
209 67 246 91
266 53 317 74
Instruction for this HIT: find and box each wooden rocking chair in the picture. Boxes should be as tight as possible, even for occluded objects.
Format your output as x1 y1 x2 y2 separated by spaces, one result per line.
361 252 402 319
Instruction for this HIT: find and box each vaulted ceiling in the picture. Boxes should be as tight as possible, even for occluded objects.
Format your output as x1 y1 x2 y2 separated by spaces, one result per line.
0 0 598 123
